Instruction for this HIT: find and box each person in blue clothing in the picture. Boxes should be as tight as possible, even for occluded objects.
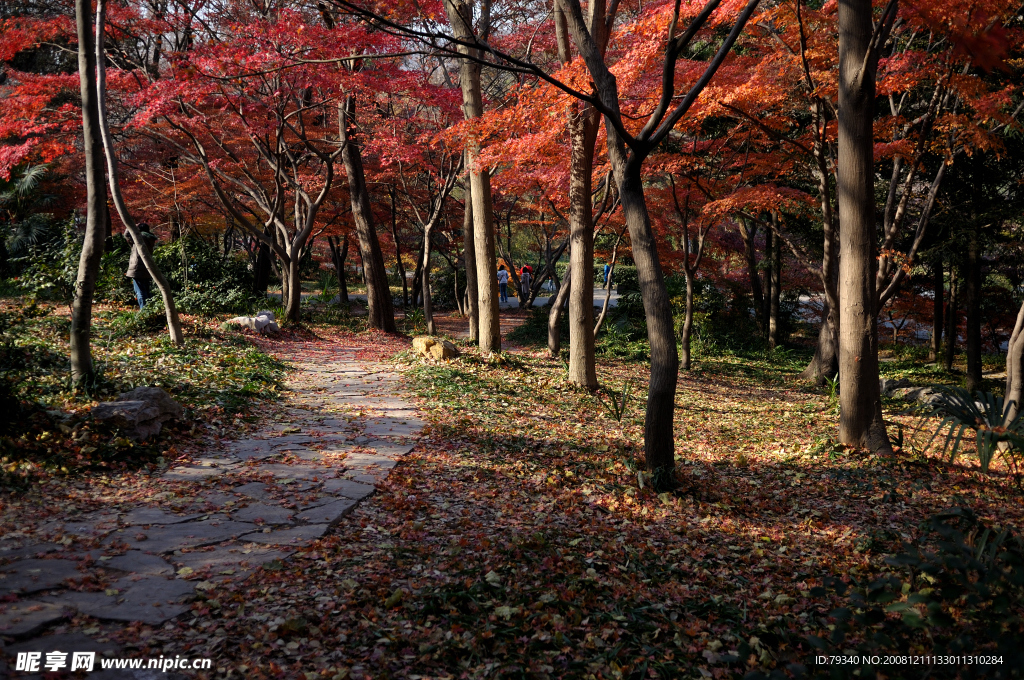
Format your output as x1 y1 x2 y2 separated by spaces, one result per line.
125 224 158 309
603 262 611 286
497 265 510 303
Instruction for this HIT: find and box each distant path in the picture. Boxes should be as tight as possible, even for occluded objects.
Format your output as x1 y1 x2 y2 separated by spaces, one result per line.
0 333 422 675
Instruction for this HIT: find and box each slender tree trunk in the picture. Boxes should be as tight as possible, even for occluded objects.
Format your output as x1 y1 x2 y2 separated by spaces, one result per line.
945 272 958 371
837 0 890 453
763 227 773 339
594 235 622 337
422 226 435 335
737 218 765 334
284 257 302 322
802 301 839 383
566 105 598 389
548 264 571 358
390 188 409 307
1004 300 1024 422
555 0 600 389
445 0 500 353
70 0 108 383
768 220 781 349
965 228 983 392
95 0 183 345
618 161 680 477
462 176 479 341
279 250 290 314
681 271 695 370
328 235 349 308
340 95 396 332
930 257 943 361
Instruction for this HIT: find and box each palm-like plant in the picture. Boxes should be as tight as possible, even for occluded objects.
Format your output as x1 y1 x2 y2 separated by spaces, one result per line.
918 386 1024 473
1 164 55 257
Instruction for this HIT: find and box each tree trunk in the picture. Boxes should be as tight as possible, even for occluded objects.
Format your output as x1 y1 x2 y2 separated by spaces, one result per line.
768 220 781 349
462 175 479 342
422 226 435 335
680 271 695 370
594 235 622 337
737 218 765 334
340 95 396 332
944 272 958 371
837 0 890 453
445 0 500 353
763 227 773 339
254 240 271 295
965 227 983 392
930 257 943 361
284 257 302 322
70 0 108 383
801 301 839 383
390 188 409 307
279 250 290 314
548 264 571 358
328 235 349 308
566 105 598 389
618 161 680 477
95 0 183 345
1004 300 1024 422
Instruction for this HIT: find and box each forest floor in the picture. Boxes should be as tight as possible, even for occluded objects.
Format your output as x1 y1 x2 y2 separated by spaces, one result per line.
2 302 1022 679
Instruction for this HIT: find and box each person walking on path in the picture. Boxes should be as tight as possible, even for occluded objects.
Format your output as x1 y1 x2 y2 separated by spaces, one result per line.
520 266 532 304
126 224 158 310
497 265 510 304
604 263 611 286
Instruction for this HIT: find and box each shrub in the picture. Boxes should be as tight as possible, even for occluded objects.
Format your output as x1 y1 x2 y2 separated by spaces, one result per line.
12 218 79 306
152 237 260 316
803 507 1024 679
431 267 468 310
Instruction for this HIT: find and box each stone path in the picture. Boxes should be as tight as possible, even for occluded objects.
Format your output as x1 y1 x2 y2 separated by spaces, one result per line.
0 345 423 677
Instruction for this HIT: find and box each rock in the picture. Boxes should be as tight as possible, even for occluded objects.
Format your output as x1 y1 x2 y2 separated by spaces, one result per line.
429 339 459 361
243 524 330 546
122 508 205 526
107 519 257 554
230 482 272 501
48 576 195 625
891 385 945 406
226 310 280 334
362 416 424 438
252 463 327 481
343 452 399 471
412 336 458 360
0 558 82 596
225 439 277 461
4 631 122 657
879 377 911 396
103 552 173 577
361 440 416 458
294 499 357 525
323 479 375 500
0 600 66 636
229 503 295 525
412 336 436 356
91 387 182 441
171 544 292 576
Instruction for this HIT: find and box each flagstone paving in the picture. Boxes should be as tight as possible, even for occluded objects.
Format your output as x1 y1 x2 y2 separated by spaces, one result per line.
0 345 422 677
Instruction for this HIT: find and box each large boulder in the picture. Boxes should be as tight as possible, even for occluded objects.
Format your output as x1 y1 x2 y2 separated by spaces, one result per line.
879 377 911 396
889 385 945 406
91 386 183 441
226 310 280 334
429 339 459 361
412 336 436 355
412 336 459 361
